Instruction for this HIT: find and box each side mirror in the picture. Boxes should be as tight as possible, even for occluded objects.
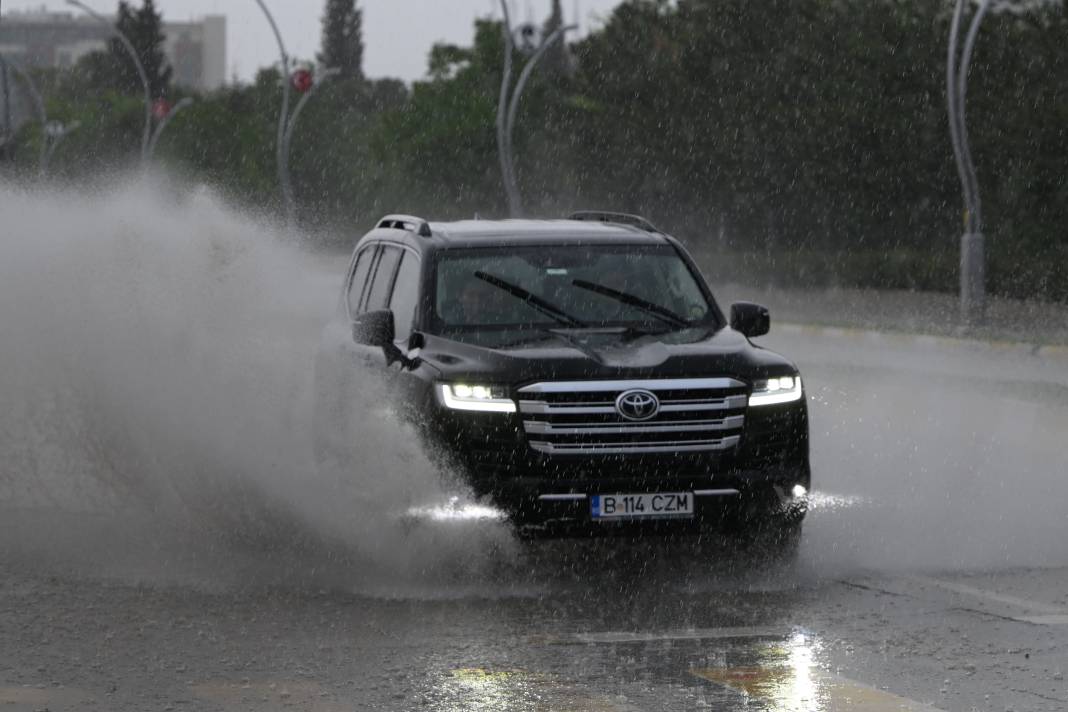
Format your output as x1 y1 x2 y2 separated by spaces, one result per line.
730 302 770 338
352 309 395 347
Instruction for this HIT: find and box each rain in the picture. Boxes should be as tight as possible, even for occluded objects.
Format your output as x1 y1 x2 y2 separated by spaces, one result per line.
1 1 1067 710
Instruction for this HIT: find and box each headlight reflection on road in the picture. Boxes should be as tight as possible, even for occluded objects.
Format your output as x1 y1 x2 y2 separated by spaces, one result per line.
785 633 819 709
692 632 823 710
405 497 507 523
445 669 522 711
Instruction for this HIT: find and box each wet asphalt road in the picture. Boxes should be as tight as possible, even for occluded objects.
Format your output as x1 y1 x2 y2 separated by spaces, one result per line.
4 320 1068 711
2 551 1068 711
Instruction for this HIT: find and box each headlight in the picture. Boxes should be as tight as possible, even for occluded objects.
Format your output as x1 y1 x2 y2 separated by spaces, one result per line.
438 384 517 413
749 375 803 407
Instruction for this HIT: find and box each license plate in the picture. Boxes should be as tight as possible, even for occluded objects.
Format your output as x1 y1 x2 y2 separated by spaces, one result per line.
591 492 694 520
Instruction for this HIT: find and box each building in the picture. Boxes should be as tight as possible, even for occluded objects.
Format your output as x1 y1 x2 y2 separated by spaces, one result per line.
0 8 226 92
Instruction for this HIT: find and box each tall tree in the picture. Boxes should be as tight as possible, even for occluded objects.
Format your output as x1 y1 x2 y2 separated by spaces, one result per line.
106 1 138 93
541 0 571 75
319 0 364 80
108 0 171 98
134 0 171 98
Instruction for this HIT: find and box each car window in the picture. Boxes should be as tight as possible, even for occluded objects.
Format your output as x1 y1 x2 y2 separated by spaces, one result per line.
347 245 377 317
364 245 402 312
433 244 712 330
389 251 421 342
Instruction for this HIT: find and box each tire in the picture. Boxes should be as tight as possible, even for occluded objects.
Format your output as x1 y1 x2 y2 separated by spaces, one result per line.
723 486 807 561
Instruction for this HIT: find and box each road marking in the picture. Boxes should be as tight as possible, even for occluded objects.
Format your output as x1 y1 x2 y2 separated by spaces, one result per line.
906 575 1068 618
576 626 790 644
692 668 944 711
192 679 350 712
1018 614 1068 625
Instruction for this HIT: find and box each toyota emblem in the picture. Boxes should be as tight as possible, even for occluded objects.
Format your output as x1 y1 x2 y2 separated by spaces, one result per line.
615 389 660 421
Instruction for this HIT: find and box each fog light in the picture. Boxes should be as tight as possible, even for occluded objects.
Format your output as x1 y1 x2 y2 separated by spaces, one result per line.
792 484 808 499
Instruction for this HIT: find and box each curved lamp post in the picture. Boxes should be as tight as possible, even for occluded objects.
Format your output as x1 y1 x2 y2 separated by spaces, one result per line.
0 53 81 176
146 97 193 161
66 0 152 163
947 0 994 326
280 67 340 198
0 54 48 170
252 0 296 224
496 0 576 217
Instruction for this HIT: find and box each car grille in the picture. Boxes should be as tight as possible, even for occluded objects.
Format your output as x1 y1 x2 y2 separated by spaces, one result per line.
517 378 748 456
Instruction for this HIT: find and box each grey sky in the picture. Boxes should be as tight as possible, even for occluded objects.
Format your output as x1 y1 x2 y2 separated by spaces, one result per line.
4 0 624 82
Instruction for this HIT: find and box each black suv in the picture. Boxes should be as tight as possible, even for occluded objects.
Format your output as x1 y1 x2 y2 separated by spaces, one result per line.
316 212 809 538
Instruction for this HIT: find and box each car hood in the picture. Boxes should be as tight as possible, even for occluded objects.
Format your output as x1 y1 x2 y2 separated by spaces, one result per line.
417 327 798 385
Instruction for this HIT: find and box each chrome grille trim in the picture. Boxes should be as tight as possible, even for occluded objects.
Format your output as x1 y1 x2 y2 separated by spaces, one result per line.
518 378 746 394
519 402 616 415
518 395 747 415
519 378 747 456
537 493 588 501
528 435 741 456
523 415 745 436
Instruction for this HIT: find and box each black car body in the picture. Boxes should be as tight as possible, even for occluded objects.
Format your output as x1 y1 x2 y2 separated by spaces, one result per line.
316 213 809 536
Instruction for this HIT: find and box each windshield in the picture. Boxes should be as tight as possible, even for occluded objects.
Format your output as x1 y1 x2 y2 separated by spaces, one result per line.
431 244 715 334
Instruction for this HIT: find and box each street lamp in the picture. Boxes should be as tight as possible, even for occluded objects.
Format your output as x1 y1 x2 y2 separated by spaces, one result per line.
947 0 994 327
252 0 297 225
146 97 194 161
496 0 576 217
0 53 80 177
252 1 338 227
66 0 153 164
281 67 340 208
0 54 47 170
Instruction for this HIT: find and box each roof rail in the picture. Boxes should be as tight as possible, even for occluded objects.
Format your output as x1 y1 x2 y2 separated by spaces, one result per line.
376 214 433 238
568 211 660 234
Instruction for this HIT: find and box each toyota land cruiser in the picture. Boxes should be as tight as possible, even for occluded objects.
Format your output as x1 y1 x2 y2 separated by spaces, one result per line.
315 212 809 539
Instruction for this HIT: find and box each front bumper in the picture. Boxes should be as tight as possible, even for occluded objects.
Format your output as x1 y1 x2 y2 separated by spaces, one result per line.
422 399 810 529
494 463 810 527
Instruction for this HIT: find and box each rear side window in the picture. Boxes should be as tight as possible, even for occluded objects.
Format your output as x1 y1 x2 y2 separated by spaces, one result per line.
347 245 376 316
389 252 421 342
365 245 403 311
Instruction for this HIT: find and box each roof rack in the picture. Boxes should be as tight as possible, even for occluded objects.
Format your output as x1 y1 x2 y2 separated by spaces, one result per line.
568 211 660 234
376 214 433 238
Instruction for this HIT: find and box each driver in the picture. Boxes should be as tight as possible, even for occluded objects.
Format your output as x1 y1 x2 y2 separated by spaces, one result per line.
444 277 499 324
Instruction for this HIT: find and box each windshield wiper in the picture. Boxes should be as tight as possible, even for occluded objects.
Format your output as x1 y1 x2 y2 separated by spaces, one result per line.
474 271 588 328
571 280 689 328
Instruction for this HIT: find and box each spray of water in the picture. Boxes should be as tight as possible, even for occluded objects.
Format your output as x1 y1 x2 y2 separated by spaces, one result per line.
3 177 1065 598
0 177 516 593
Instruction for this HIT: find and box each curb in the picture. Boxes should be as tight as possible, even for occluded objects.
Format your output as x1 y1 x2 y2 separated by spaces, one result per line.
776 322 1068 367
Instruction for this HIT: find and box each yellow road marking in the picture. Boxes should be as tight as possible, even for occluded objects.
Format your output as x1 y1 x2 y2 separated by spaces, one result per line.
689 633 944 711
0 686 94 707
692 668 944 711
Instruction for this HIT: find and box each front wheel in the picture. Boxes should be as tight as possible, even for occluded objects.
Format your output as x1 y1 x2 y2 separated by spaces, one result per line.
723 485 807 560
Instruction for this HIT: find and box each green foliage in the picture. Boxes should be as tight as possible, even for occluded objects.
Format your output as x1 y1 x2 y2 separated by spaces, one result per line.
6 0 1068 301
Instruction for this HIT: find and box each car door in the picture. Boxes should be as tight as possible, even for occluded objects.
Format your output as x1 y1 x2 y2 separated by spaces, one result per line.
351 243 403 368
385 249 428 411
388 249 421 352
